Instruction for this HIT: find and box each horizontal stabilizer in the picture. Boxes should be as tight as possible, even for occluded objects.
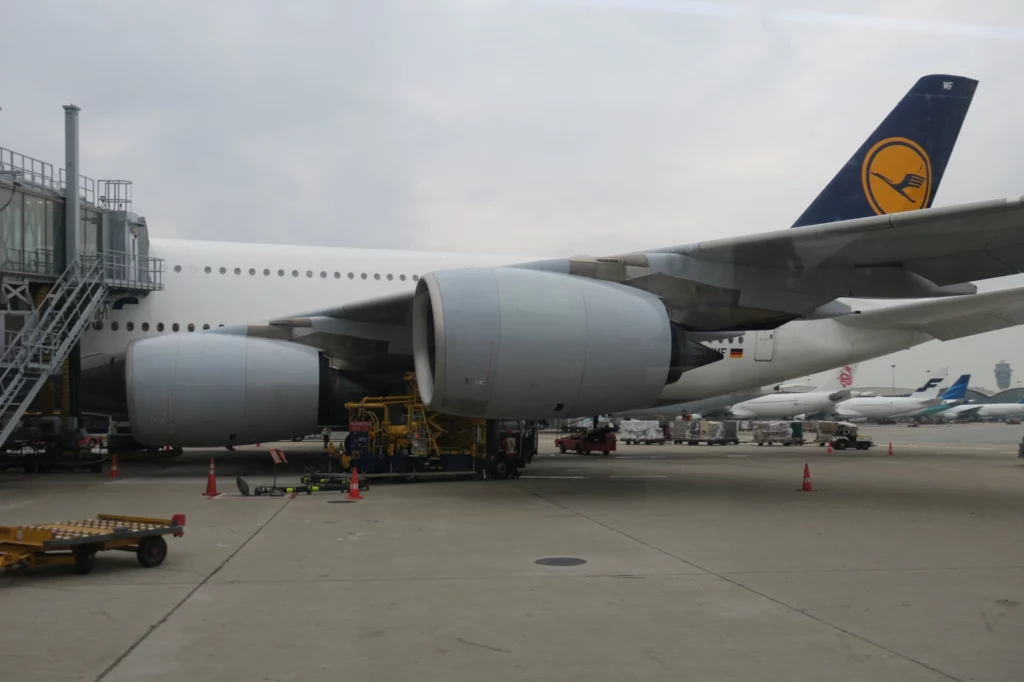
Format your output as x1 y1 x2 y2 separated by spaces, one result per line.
837 286 1024 341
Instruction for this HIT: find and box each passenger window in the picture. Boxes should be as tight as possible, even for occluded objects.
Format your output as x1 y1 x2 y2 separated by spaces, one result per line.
187 323 195 332
373 273 380 280
292 270 299 277
218 324 224 328
277 269 284 277
348 273 354 279
126 322 135 332
360 273 367 280
142 322 150 332
738 336 744 344
320 271 327 278
264 269 271 276
202 323 210 330
157 323 165 332
334 272 340 279
412 275 419 282
93 321 103 330
111 321 119 331
400 275 406 281
219 267 227 275
249 268 256 276
234 267 241 275
387 274 393 281
204 266 211 274
306 270 313 278
173 265 182 273
172 323 180 332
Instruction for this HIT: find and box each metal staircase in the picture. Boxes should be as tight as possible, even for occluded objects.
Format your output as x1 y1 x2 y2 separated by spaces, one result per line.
0 257 108 446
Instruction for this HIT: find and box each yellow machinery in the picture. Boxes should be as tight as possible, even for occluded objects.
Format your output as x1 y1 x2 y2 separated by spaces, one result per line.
344 373 487 477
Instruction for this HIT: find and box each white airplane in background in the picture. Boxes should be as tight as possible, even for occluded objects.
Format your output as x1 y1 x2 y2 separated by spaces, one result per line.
834 367 949 421
728 364 858 419
937 397 1024 421
66 74 1024 454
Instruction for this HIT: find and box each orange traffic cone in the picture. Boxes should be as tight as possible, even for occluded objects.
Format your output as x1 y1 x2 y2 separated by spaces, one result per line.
347 467 363 500
203 458 219 497
827 441 833 453
799 463 815 492
109 455 120 479
888 442 894 456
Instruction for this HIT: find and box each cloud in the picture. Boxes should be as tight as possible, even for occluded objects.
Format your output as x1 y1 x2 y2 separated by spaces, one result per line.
2 0 1023 388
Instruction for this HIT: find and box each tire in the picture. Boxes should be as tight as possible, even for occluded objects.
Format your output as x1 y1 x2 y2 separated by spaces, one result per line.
575 445 584 455
834 440 848 451
559 444 567 454
137 536 168 568
857 443 870 450
757 442 763 446
74 548 96 575
488 455 514 480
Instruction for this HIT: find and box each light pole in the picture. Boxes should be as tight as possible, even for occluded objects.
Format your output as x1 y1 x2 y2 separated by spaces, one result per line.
890 364 896 397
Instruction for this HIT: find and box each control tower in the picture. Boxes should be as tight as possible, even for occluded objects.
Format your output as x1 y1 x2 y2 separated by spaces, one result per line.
994 361 1012 391
0 105 164 449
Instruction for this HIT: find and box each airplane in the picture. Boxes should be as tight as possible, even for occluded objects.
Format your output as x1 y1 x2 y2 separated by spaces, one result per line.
727 364 857 419
936 395 1024 421
833 367 950 421
78 73 1024 453
900 373 972 419
612 387 772 422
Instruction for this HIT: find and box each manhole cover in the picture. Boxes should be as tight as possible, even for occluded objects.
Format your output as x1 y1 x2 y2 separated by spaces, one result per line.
535 557 587 567
327 500 359 504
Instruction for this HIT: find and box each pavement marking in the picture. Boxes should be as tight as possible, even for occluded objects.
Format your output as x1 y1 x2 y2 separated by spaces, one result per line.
609 475 668 479
724 455 749 458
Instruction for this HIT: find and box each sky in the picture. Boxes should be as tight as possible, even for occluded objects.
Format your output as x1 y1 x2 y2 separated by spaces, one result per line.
2 0 1024 390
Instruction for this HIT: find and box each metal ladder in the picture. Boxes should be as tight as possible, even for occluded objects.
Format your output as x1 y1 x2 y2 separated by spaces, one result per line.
0 257 107 447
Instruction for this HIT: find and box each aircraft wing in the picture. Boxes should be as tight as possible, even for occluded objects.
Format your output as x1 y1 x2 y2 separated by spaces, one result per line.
574 196 1024 330
834 284 1024 341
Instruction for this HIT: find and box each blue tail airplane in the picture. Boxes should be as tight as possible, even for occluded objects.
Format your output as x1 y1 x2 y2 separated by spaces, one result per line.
793 74 977 227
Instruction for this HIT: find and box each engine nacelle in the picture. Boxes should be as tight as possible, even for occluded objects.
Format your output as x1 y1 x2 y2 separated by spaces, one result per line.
126 334 323 447
413 267 699 419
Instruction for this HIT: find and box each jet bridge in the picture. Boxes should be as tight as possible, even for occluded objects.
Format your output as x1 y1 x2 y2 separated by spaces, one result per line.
0 105 164 454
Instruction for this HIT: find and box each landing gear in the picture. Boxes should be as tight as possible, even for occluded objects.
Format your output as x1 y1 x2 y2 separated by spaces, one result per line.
486 454 519 480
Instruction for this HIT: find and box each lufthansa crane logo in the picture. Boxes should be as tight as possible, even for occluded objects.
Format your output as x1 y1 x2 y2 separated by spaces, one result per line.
861 137 932 215
838 365 853 388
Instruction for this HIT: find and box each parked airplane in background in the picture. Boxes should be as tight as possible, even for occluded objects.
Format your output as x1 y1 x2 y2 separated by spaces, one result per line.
77 74 1024 451
728 365 857 419
834 368 950 421
937 396 1024 421
902 374 972 418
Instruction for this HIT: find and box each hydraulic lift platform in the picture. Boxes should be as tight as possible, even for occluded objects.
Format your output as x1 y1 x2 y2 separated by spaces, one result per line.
0 513 185 575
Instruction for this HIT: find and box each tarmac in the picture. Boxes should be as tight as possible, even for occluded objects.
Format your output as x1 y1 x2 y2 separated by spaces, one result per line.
1 423 1023 681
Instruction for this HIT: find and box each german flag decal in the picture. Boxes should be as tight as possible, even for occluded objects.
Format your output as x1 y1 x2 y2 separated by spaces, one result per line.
730 349 743 359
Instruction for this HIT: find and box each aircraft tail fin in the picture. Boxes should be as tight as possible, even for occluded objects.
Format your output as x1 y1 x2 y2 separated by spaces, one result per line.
815 363 857 393
910 367 949 399
792 74 977 227
940 374 971 401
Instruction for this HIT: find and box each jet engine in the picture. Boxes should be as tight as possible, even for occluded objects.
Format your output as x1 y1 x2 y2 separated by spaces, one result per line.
412 267 720 419
126 334 366 447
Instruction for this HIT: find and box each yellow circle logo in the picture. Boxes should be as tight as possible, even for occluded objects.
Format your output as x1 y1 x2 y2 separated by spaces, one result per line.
861 137 932 215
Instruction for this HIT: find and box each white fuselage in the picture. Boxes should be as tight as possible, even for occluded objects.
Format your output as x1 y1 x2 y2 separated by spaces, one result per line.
834 397 939 420
729 391 839 419
940 402 1024 420
81 238 932 409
